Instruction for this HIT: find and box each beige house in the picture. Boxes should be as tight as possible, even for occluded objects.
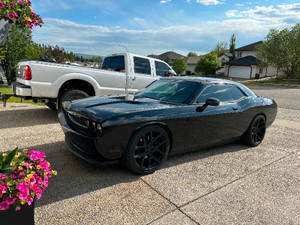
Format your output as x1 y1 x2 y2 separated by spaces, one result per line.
220 41 278 79
185 56 202 74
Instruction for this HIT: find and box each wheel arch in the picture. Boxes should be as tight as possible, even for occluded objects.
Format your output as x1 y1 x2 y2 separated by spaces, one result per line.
58 79 96 97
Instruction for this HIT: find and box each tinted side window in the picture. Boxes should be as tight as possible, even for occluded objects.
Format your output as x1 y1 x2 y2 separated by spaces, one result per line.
102 56 125 72
230 86 245 100
197 85 233 103
155 61 171 76
134 57 151 75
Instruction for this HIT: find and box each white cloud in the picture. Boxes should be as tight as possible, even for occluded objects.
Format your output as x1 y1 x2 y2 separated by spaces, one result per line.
196 0 220 6
235 3 243 7
160 0 171 3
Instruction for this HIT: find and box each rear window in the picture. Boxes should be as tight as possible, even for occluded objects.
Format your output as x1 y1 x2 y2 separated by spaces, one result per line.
101 56 125 72
134 57 151 75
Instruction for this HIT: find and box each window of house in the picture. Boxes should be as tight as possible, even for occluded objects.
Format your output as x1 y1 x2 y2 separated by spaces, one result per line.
197 85 234 103
155 61 171 76
101 55 125 72
134 57 151 75
259 68 263 74
237 52 242 58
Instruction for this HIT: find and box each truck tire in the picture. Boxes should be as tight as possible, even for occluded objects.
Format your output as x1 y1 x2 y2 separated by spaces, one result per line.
45 102 57 111
58 89 89 111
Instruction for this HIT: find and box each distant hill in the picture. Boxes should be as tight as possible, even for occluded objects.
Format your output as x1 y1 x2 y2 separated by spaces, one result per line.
74 53 104 59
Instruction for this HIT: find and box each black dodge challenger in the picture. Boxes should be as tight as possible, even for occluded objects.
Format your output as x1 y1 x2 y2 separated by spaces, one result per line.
59 77 277 174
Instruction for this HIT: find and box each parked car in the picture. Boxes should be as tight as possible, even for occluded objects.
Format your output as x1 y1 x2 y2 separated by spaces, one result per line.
58 77 277 175
12 53 175 110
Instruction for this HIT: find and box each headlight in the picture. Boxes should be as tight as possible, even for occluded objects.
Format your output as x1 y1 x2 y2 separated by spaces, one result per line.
67 111 102 135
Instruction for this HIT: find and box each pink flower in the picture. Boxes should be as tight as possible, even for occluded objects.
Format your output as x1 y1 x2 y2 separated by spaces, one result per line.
8 13 14 19
0 3 4 8
0 174 7 180
19 0 24 5
15 206 21 211
17 181 29 192
29 176 36 185
26 196 34 205
11 2 15 7
26 150 45 160
28 0 31 3
0 201 9 210
23 162 32 167
0 186 7 194
39 160 49 169
13 11 18 17
42 181 48 189
34 175 42 184
1 183 8 189
36 192 42 200
10 174 17 179
19 190 29 200
5 196 16 205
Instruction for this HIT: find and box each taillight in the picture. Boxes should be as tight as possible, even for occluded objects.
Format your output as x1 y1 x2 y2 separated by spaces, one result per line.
24 66 32 80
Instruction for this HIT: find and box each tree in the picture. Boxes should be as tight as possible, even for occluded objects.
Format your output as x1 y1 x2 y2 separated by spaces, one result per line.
1 24 33 84
172 58 187 74
229 34 236 53
256 23 300 78
47 45 65 63
187 52 197 57
164 56 171 65
195 52 222 75
213 42 227 56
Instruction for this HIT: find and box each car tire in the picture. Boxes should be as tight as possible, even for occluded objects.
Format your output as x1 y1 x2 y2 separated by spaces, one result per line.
59 89 89 111
124 125 170 175
45 102 57 111
242 114 266 147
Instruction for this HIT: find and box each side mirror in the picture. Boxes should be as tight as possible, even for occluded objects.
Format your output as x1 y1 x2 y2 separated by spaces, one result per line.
164 70 176 77
196 97 220 112
205 97 220 106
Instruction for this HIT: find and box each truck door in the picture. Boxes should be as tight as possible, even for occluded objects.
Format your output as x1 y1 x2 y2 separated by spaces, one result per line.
128 56 156 92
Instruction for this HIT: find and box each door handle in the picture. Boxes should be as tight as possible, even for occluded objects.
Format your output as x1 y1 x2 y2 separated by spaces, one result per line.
232 107 238 111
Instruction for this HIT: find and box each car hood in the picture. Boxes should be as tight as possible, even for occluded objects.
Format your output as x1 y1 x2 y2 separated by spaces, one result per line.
68 96 174 122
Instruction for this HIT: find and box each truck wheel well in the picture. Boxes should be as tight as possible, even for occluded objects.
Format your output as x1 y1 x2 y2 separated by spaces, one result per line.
59 79 95 97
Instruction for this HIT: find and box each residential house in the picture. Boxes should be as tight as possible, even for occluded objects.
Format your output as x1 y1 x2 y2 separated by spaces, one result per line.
148 51 186 64
185 56 202 74
222 41 278 79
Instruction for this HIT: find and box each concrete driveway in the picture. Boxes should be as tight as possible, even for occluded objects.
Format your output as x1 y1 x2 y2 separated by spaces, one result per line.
0 86 299 224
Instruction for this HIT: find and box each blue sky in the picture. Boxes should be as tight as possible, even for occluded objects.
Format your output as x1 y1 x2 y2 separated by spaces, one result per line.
31 0 300 57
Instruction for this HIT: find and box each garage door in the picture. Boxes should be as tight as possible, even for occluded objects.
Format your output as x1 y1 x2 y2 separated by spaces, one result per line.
229 66 251 79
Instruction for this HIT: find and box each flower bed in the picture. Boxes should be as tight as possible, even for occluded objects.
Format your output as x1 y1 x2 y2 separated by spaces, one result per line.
0 148 56 211
0 0 43 29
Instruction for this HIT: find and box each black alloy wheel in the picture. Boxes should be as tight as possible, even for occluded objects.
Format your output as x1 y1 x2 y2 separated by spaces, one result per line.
124 125 170 175
243 115 266 147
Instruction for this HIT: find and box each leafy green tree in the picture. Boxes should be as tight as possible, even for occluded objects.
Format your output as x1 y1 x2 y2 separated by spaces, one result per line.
229 34 236 53
187 52 197 57
1 24 33 84
172 58 187 74
213 42 227 56
195 52 222 75
256 24 300 78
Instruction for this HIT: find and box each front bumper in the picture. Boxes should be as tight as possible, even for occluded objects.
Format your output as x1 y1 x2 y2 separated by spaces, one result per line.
58 112 120 166
12 82 32 97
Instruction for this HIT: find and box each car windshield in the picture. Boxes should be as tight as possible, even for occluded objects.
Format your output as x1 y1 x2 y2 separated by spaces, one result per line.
135 79 202 104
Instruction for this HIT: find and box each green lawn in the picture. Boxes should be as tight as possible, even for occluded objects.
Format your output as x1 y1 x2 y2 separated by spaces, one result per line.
0 87 44 105
241 78 300 87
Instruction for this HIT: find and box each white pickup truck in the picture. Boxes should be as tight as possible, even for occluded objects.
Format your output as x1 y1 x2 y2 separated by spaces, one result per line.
12 53 175 110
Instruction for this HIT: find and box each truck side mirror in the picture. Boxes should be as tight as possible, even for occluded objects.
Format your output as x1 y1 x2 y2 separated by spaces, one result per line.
164 70 176 77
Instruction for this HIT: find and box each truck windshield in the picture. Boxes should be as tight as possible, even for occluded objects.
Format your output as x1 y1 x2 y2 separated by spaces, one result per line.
102 55 125 72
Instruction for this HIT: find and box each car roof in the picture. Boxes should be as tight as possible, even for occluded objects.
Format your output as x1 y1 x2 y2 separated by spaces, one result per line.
160 76 236 85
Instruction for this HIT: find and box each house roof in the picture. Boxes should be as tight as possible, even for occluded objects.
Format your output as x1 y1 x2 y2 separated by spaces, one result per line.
234 41 263 51
226 56 260 66
186 56 202 65
218 52 233 58
148 51 186 61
